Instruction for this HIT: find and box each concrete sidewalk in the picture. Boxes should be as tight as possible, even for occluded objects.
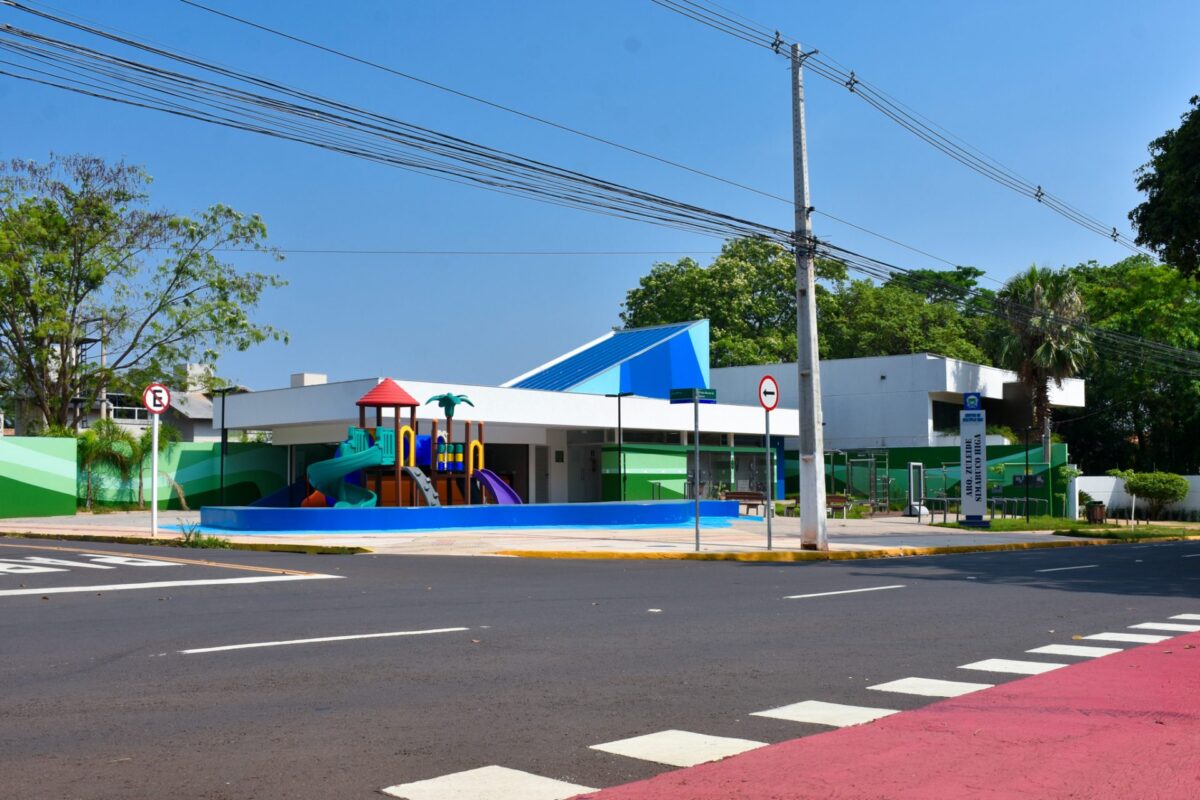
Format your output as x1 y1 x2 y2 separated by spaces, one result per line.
0 510 1091 557
576 631 1200 799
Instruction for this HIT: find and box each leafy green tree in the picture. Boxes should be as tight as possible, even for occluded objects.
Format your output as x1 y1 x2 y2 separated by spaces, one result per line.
1058 256 1200 472
620 238 985 366
1129 96 1200 277
1107 469 1190 520
128 422 181 509
0 155 287 430
77 419 134 510
994 266 1093 436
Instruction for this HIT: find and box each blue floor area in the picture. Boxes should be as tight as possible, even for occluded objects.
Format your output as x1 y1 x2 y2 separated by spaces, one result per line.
198 500 740 534
166 517 737 536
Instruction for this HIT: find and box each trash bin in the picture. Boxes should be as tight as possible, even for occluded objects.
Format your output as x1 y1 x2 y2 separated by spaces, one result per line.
1085 502 1106 524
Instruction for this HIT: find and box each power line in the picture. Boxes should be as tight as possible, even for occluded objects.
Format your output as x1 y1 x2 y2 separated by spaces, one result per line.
649 0 1154 258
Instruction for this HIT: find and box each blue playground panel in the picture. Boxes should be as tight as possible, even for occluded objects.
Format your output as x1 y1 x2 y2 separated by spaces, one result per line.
200 500 740 533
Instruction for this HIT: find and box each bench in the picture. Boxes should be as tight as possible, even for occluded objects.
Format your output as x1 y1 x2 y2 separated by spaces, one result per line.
826 494 852 519
723 490 766 516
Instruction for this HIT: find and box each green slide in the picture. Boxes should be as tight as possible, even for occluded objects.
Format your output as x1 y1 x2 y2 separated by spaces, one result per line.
307 439 385 508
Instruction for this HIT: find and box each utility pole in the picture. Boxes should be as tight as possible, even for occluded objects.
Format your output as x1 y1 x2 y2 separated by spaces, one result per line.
792 43 828 550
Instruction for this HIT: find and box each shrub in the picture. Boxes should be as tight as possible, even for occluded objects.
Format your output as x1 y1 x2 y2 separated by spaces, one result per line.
1108 470 1189 520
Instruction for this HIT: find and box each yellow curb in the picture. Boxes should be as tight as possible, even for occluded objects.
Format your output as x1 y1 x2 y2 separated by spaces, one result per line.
494 539 1120 562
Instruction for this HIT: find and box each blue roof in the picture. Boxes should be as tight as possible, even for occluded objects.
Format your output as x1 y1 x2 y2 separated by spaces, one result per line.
508 322 699 393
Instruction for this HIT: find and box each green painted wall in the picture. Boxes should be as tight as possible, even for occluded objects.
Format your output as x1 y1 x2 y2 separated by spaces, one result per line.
0 436 78 518
86 442 288 509
600 443 773 501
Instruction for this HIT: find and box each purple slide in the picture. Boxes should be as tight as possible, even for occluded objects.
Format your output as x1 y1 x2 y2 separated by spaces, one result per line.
473 468 523 504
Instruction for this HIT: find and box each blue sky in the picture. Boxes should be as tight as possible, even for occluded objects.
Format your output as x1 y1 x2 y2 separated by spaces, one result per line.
3 1 1197 390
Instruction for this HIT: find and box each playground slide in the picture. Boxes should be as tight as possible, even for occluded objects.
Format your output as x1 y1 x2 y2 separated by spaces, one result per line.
473 468 523 505
307 445 384 508
401 465 441 507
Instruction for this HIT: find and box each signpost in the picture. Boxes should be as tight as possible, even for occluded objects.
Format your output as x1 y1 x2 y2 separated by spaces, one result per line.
758 375 779 550
670 387 717 551
142 383 171 538
959 392 989 528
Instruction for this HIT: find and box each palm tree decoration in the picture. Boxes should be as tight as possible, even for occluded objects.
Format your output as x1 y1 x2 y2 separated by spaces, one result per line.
129 422 182 509
77 419 134 511
425 393 473 442
995 266 1093 447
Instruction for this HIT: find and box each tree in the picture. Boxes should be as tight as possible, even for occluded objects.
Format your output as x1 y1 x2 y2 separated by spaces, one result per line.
994 266 1093 437
129 422 181 509
0 155 287 429
1108 469 1190 520
619 238 985 366
1129 96 1200 277
76 418 134 510
1057 256 1200 473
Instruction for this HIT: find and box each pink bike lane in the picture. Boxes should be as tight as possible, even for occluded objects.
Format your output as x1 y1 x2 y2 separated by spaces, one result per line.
577 631 1200 800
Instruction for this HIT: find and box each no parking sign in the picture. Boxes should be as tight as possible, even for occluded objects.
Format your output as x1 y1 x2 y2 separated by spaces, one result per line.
142 383 171 538
142 383 171 415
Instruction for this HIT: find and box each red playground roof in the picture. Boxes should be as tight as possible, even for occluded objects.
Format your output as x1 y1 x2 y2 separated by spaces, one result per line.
356 378 419 408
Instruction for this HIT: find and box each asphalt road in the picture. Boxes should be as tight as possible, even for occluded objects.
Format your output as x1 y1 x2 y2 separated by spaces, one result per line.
1 537 1197 799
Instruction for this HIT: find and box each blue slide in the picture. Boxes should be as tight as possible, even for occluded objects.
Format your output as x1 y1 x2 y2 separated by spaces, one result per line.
473 468 523 505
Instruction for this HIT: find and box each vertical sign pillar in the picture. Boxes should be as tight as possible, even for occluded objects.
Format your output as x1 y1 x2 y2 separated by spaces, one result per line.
142 383 172 538
959 392 989 528
671 388 717 552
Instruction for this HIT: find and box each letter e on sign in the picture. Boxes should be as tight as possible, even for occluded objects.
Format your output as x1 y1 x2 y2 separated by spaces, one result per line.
758 375 780 412
142 383 171 415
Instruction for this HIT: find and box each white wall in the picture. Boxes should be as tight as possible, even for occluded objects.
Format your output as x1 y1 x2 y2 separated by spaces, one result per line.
1078 475 1200 513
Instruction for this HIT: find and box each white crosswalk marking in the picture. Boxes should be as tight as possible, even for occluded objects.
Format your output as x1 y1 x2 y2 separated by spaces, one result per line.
589 729 764 768
1026 644 1122 658
751 700 897 727
868 677 992 697
381 766 594 800
1130 622 1200 632
1170 614 1200 621
1083 632 1170 644
959 658 1067 675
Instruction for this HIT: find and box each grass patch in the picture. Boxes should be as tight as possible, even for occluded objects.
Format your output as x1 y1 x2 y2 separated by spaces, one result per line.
934 515 1100 532
1053 527 1200 542
0 531 370 555
179 521 230 549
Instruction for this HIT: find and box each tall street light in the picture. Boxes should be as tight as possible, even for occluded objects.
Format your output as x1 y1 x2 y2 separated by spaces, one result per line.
606 392 633 501
213 387 237 505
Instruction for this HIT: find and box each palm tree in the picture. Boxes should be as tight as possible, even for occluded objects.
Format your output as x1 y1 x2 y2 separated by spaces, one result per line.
128 422 181 509
77 419 134 510
425 393 473 442
995 266 1093 444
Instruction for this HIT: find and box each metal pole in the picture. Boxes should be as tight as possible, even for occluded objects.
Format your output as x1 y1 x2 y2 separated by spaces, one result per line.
150 413 159 538
1024 426 1031 524
693 392 700 552
220 390 228 505
618 394 624 501
765 408 773 550
791 43 827 550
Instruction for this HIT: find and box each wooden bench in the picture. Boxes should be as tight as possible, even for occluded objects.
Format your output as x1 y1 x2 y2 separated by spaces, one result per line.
826 494 852 519
723 490 766 516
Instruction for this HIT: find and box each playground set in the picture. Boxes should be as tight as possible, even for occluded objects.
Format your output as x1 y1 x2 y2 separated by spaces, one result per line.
300 379 522 510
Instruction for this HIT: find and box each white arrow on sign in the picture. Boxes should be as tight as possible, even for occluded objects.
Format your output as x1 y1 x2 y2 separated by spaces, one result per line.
758 374 780 412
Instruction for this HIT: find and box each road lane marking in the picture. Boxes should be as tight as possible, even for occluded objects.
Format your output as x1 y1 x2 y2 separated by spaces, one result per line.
784 584 905 600
1034 564 1098 573
1183 553 1200 558
751 700 897 727
0 542 321 575
959 658 1067 675
381 765 593 800
0 573 340 598
1170 614 1200 620
0 556 114 570
589 730 765 768
1129 622 1200 632
1027 644 1122 658
1083 632 1170 644
868 677 993 698
179 626 467 654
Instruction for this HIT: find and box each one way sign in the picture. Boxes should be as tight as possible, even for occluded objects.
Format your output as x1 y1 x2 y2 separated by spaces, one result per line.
758 375 779 412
